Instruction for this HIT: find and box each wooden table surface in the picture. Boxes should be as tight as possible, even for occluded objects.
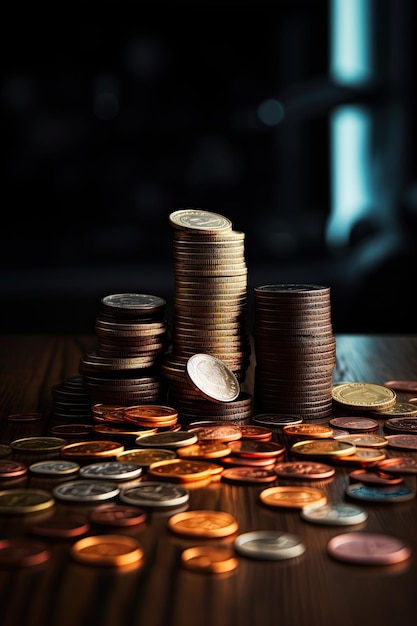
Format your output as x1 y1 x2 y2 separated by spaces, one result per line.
1 333 417 626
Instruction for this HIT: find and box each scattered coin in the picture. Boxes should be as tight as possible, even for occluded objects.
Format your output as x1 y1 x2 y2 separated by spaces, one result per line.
332 382 396 411
0 460 28 479
0 538 51 567
79 461 143 481
300 503 368 526
88 504 147 527
116 448 177 466
29 515 90 539
370 402 417 418
52 480 120 503
383 380 417 393
0 489 55 514
181 545 238 574
147 458 216 482
134 431 198 449
345 482 415 503
28 460 80 476
10 437 68 454
252 414 303 427
349 468 403 486
376 457 417 474
327 532 411 565
290 439 356 457
119 482 190 508
259 485 327 509
60 440 125 460
7 412 44 423
274 461 335 480
221 467 277 484
71 534 144 567
385 434 417 450
234 530 306 560
168 510 238 538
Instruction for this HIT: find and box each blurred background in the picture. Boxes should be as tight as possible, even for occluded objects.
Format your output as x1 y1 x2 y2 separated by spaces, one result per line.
2 0 417 334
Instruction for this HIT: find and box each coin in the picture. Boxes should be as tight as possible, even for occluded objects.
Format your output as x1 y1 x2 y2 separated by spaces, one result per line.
71 535 144 567
10 437 68 453
274 461 335 480
60 440 125 459
329 416 379 432
181 546 238 573
385 434 417 450
100 293 166 316
234 530 306 560
79 461 143 481
7 412 44 423
29 515 90 539
0 460 28 479
169 208 233 233
300 503 368 526
168 510 238 538
147 459 215 482
28 460 80 476
52 480 120 502
0 538 51 567
176 441 231 460
345 482 415 502
282 424 334 438
383 380 417 393
119 482 190 507
88 504 147 527
252 414 303 427
327 532 411 565
349 468 403 486
0 488 55 514
116 448 177 466
259 485 327 509
186 353 240 402
290 439 356 457
370 402 417 417
376 457 417 474
332 382 396 410
221 467 277 484
135 431 198 449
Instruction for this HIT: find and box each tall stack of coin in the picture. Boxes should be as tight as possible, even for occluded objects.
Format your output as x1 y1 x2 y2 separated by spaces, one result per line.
253 284 336 419
162 208 252 422
79 293 169 406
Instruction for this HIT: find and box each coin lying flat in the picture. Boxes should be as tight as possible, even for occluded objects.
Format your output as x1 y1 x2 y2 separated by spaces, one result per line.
345 482 415 502
0 489 55 514
332 382 396 411
181 546 238 573
135 431 198 449
10 437 68 453
274 461 335 480
0 460 28 479
29 515 90 539
79 462 143 481
300 503 368 526
52 480 120 502
169 208 233 233
29 460 80 476
259 486 327 509
168 510 238 538
88 504 147 527
0 538 51 567
383 380 417 393
327 532 411 565
234 530 306 560
147 459 216 482
71 535 144 567
119 482 190 508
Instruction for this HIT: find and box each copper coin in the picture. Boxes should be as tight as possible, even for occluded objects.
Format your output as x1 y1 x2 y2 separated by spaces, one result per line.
282 424 333 438
7 412 44 423
259 485 327 509
181 545 238 574
0 538 50 567
168 510 238 538
0 460 28 479
221 467 277 484
383 380 417 393
327 532 411 565
147 459 215 482
135 431 198 449
349 468 403 486
385 434 417 450
238 425 272 441
88 504 147 527
383 418 417 434
252 414 303 427
227 439 285 458
274 461 335 480
376 457 417 474
176 441 231 460
71 534 144 567
333 447 387 466
335 434 388 448
29 515 90 539
329 417 379 432
60 440 124 459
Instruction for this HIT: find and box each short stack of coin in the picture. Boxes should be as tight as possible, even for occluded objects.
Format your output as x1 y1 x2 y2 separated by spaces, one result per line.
253 284 336 419
51 375 93 422
79 293 169 405
162 208 252 421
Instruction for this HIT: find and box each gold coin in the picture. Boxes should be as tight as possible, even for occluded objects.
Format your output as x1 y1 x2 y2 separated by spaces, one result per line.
332 382 396 410
0 488 55 514
259 486 327 509
282 424 334 438
333 447 387 465
169 209 233 232
291 439 357 457
60 440 124 459
147 459 215 482
168 510 239 538
181 546 238 574
176 441 232 459
70 535 144 567
10 437 68 453
116 448 177 465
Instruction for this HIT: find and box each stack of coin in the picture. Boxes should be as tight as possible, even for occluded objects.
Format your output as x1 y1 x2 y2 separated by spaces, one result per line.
51 375 92 422
79 293 169 405
253 284 336 419
162 208 252 422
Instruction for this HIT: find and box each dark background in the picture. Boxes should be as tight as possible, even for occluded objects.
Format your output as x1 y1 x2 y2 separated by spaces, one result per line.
2 1 417 334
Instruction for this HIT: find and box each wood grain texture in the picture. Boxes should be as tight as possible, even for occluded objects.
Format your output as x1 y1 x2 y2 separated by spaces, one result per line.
0 334 417 626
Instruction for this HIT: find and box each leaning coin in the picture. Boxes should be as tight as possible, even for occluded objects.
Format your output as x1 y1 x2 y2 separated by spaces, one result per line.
259 486 327 509
0 538 51 567
345 482 415 503
327 532 411 565
186 353 240 403
300 503 368 526
79 461 142 481
181 546 238 574
0 488 55 514
168 510 238 538
234 530 306 560
71 535 144 567
119 482 190 508
52 480 120 502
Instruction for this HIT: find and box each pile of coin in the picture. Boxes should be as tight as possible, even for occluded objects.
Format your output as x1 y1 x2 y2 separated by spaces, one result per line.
253 284 336 419
162 208 252 422
79 293 170 405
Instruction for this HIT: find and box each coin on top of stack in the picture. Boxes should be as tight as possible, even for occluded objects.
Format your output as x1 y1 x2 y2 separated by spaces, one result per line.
79 293 169 406
253 284 336 419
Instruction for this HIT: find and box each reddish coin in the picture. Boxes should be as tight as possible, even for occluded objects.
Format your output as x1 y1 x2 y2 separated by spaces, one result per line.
221 467 277 484
29 515 90 539
327 532 412 565
349 468 403 486
49 424 94 437
0 538 50 567
385 434 417 450
88 504 147 527
7 412 44 423
238 425 273 441
376 457 417 474
227 440 285 458
274 461 335 480
0 460 28 479
329 417 379 432
383 380 417 393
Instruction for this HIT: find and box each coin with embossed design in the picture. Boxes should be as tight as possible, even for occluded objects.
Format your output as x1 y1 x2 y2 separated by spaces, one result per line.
169 208 233 233
234 530 306 560
332 382 396 411
186 353 240 402
301 503 367 526
259 485 327 509
168 510 238 538
0 488 55 514
274 461 335 480
119 482 190 507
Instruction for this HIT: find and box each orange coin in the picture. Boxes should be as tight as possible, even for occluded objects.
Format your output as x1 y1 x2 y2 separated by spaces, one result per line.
60 440 124 460
147 459 215 482
168 510 238 538
70 535 144 567
259 486 327 509
181 545 238 573
176 442 231 460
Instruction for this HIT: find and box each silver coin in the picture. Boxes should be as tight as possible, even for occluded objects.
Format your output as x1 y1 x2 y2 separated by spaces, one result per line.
119 481 190 508
234 530 306 560
186 353 240 402
79 462 142 481
29 460 80 476
52 480 120 502
300 503 368 526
